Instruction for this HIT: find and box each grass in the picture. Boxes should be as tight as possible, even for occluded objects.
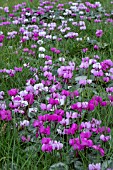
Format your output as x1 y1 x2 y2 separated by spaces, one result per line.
0 0 113 169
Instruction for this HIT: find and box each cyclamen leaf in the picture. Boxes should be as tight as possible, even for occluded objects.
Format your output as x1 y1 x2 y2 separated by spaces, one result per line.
74 160 84 170
49 162 68 170
101 160 113 170
75 76 87 81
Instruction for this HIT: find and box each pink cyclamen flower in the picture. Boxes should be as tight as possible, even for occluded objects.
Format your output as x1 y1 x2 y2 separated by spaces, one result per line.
21 136 30 142
100 134 110 142
82 48 88 53
94 45 99 50
41 143 52 152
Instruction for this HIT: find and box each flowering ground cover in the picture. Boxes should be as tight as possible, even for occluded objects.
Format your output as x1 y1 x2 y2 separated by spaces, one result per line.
1 0 113 169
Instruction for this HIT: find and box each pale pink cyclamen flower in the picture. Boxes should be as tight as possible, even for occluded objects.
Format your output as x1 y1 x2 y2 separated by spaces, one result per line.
100 134 110 142
4 7 9 13
21 136 30 142
88 163 101 170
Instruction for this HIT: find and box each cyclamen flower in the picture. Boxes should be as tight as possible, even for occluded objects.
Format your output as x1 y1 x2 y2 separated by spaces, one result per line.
21 136 30 142
79 79 87 85
88 163 101 170
69 137 93 150
41 137 51 144
9 96 22 108
0 110 12 121
0 101 6 110
96 29 103 38
40 103 52 111
14 67 22 72
82 48 88 53
57 65 74 79
64 32 78 38
79 61 89 69
39 126 50 135
4 7 9 13
0 91 4 99
0 35 5 42
20 120 29 127
26 78 36 85
100 134 110 142
41 143 52 152
50 47 60 54
80 131 92 139
92 145 105 156
94 45 99 50
103 77 110 82
39 47 45 52
8 88 19 96
106 87 113 93
41 139 63 152
49 98 59 105
24 93 34 105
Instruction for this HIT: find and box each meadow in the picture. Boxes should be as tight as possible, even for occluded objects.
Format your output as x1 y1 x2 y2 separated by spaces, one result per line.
0 0 113 169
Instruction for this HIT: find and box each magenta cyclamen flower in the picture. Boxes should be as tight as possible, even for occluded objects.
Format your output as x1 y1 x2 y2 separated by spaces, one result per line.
41 143 52 152
50 47 60 54
8 88 19 96
0 110 12 121
49 98 59 105
94 45 99 50
39 125 50 135
69 137 93 150
96 29 103 38
0 35 5 42
41 137 51 144
24 93 34 105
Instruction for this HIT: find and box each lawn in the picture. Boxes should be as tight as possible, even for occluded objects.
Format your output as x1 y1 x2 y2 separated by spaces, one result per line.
0 0 113 169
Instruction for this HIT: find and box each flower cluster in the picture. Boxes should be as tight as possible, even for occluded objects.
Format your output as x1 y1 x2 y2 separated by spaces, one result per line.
0 0 113 169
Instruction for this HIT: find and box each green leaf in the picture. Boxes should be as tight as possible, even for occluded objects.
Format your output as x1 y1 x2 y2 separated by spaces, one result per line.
74 160 84 170
75 76 87 81
49 162 68 170
101 160 113 170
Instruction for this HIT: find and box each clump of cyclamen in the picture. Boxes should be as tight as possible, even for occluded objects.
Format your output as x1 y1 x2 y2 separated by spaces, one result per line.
41 138 63 152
